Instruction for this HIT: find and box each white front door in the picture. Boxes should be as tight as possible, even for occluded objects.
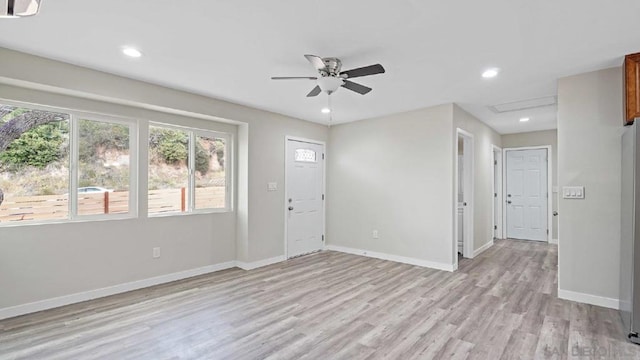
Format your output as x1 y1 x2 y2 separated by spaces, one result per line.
506 149 548 241
286 139 324 258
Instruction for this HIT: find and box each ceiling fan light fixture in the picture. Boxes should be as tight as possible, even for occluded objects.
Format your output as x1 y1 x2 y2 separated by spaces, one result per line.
1 0 42 18
317 76 344 94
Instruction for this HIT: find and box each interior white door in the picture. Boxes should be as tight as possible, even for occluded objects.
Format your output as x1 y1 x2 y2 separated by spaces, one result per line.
506 149 548 241
286 139 324 258
493 149 501 239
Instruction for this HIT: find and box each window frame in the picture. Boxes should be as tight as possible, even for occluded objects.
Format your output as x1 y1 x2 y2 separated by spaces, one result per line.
0 99 139 226
71 113 139 221
148 122 232 217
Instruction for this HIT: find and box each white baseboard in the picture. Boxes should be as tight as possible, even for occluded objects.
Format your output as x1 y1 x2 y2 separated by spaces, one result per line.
558 289 620 310
0 253 291 321
325 245 455 272
0 261 236 321
549 238 558 245
473 240 494 257
236 255 286 270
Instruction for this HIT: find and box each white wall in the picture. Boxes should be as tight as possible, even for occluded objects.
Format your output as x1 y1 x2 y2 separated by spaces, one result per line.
502 130 558 240
0 48 328 312
327 104 455 268
452 105 502 253
557 67 624 309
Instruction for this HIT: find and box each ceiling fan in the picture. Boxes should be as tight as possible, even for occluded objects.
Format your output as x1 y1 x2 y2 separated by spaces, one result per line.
271 55 385 97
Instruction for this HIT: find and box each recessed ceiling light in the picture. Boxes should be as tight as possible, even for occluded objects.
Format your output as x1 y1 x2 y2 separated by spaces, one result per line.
482 68 500 79
122 47 142 58
321 108 331 114
519 117 530 122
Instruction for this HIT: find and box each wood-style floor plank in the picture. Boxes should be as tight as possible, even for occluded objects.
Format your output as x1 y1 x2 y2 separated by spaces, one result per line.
1 239 638 359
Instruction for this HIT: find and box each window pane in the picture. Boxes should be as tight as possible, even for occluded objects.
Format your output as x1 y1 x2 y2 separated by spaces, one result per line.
77 119 130 216
148 126 190 214
295 148 317 162
0 104 70 223
194 135 226 210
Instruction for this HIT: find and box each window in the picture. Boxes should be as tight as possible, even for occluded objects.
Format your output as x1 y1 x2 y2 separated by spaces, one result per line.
148 124 229 215
0 104 70 223
295 148 317 162
0 100 231 225
77 118 132 216
0 102 137 224
194 134 226 210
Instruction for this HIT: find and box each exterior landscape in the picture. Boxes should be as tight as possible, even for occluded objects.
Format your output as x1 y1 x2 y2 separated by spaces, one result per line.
0 104 226 223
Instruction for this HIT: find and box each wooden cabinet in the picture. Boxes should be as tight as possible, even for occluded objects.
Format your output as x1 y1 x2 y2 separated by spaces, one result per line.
626 53 640 125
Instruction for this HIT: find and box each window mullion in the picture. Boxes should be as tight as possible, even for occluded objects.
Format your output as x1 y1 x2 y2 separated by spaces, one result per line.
189 131 196 212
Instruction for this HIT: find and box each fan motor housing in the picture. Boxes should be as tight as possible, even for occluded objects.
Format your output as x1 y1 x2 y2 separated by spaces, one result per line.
322 57 342 76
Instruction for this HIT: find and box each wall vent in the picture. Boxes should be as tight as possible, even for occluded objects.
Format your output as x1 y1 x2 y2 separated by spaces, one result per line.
488 96 557 113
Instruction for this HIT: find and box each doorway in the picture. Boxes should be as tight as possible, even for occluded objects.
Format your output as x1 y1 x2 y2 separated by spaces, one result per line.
285 137 325 258
492 145 503 240
455 129 474 262
503 147 550 241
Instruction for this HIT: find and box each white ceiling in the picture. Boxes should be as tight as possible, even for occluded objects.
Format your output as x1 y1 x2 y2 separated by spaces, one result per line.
0 0 639 134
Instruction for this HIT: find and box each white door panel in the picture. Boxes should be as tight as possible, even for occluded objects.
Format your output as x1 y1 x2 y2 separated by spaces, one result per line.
506 149 548 241
286 140 324 258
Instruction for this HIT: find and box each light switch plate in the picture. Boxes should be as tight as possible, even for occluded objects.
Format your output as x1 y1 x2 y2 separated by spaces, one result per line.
267 182 278 191
562 186 585 199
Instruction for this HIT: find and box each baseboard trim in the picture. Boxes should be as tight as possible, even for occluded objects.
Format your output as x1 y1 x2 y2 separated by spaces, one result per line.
325 245 455 272
549 238 558 245
558 289 620 310
236 255 286 270
0 261 237 321
473 240 494 257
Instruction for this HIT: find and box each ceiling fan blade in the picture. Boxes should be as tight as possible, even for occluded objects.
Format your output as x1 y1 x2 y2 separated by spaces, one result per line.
304 54 327 71
271 76 318 80
341 80 372 95
306 85 322 97
340 64 385 79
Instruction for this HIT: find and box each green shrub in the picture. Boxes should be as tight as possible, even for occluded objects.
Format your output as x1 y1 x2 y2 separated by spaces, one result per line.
0 123 67 169
194 141 210 175
79 120 129 161
150 128 188 164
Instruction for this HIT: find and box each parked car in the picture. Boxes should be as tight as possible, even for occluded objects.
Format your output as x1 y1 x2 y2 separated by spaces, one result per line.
78 186 114 194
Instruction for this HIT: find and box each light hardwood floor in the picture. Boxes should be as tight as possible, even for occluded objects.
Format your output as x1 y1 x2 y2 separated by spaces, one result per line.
1 239 639 359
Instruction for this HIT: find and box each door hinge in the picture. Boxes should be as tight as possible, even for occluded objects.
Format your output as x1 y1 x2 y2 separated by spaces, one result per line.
322 235 325 242
494 193 497 198
494 225 497 230
494 160 497 165
322 194 325 200
322 153 325 160
547 229 549 234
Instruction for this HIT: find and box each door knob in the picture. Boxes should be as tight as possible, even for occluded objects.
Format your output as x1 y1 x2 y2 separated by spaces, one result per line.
463 202 467 206
507 200 512 204
288 206 294 211
507 194 512 198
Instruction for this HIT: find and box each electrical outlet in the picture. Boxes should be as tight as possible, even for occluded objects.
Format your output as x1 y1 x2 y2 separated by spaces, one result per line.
153 247 161 259
372 230 379 239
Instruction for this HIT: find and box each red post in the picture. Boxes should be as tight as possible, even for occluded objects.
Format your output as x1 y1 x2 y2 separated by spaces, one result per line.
104 191 110 214
181 187 186 212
